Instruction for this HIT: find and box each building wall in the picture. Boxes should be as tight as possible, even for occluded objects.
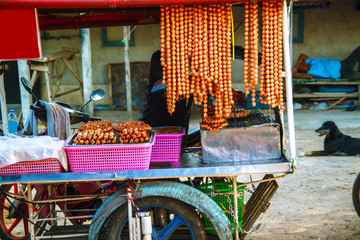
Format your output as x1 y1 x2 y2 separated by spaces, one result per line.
293 0 360 63
40 25 161 106
39 0 360 106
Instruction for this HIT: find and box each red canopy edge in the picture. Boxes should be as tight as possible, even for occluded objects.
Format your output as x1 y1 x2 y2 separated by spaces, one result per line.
0 0 245 9
0 9 42 60
39 10 161 30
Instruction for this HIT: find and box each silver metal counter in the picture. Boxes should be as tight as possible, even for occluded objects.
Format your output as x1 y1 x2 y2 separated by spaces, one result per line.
0 152 293 184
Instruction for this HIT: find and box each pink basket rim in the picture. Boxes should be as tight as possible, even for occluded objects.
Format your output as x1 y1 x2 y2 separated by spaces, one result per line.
64 132 156 150
152 126 185 137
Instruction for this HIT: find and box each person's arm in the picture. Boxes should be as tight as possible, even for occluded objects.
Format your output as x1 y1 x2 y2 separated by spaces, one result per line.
292 53 314 79
292 53 310 73
292 72 314 79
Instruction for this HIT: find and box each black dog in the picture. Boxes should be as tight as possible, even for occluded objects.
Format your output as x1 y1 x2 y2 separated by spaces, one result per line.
315 121 360 156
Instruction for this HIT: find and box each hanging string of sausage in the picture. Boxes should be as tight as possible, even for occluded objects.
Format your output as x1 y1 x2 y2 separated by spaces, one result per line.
161 1 284 131
160 3 234 131
245 0 284 110
244 1 259 108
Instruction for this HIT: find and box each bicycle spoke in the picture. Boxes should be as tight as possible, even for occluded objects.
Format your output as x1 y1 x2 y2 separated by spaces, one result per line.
1 184 38 239
24 218 29 235
156 215 185 240
14 184 18 195
2 204 9 211
8 217 21 233
152 226 159 237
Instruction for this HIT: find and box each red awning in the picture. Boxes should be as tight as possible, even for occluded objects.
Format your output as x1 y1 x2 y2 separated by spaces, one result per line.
0 0 245 30
38 8 161 30
0 0 242 9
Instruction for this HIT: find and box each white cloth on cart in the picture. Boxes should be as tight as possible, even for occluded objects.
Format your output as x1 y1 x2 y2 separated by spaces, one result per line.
0 135 68 171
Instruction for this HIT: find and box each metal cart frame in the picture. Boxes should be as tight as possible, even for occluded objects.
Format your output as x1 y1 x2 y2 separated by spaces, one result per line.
0 1 296 239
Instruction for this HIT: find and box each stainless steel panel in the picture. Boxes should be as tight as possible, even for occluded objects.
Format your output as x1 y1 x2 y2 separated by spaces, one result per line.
201 124 281 163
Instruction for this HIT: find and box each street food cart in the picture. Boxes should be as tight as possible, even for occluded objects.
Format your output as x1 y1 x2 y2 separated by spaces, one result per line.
0 0 296 239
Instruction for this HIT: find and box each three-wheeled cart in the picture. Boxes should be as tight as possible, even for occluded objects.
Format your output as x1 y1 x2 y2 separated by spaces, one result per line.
0 0 296 239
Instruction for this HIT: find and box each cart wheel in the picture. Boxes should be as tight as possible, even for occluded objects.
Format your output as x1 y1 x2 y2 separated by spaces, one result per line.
99 196 207 240
0 184 45 240
352 172 360 217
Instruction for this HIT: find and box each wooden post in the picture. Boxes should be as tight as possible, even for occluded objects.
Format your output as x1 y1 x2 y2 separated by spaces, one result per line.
27 183 35 239
0 72 9 135
328 96 347 110
123 26 133 120
81 28 93 116
17 60 31 124
44 64 52 101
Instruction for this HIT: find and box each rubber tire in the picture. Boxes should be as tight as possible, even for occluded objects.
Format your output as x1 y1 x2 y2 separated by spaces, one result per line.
352 172 360 217
0 185 45 240
98 196 207 240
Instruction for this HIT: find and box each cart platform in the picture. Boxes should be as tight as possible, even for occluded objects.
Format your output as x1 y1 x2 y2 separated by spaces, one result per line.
0 152 293 184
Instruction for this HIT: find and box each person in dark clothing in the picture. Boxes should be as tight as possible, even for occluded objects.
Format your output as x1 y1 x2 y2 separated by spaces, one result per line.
292 46 360 80
140 50 193 138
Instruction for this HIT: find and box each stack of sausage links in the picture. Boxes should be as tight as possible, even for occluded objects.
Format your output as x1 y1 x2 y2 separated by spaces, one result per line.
160 3 234 131
200 105 228 131
114 121 152 144
201 105 250 119
228 109 251 119
244 0 284 110
73 120 117 145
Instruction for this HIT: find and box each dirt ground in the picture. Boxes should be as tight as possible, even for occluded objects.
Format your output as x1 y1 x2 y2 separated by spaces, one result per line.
96 108 360 240
246 109 360 240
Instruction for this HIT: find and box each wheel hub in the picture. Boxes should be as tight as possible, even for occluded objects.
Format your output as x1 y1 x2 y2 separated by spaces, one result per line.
7 201 27 219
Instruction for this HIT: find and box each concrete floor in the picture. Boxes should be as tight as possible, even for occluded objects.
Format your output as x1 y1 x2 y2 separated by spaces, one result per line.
290 109 360 130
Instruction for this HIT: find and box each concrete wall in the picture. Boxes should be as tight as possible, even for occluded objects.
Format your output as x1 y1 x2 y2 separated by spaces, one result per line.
39 0 360 106
293 0 360 62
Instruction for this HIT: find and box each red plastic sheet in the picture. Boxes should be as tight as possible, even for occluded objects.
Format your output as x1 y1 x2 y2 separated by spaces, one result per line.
0 9 42 60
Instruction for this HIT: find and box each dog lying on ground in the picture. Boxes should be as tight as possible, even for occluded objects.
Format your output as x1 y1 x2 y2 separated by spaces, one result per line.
315 121 360 156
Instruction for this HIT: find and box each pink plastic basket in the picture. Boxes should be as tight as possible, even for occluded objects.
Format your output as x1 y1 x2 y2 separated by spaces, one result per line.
150 127 185 162
64 133 156 172
0 158 64 176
